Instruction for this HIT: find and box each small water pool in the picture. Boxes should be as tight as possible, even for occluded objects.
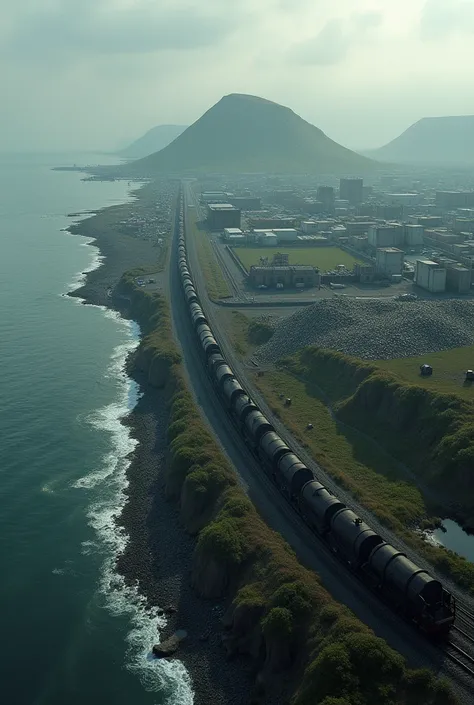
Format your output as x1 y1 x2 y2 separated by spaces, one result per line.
432 519 474 563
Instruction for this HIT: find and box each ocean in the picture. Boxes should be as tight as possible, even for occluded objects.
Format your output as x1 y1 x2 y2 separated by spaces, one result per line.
0 154 192 705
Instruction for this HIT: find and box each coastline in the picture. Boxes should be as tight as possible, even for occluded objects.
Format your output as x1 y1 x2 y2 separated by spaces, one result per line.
68 187 254 705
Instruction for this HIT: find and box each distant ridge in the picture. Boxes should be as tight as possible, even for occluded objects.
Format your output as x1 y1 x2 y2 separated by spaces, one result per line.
367 115 474 165
117 124 187 159
122 94 375 175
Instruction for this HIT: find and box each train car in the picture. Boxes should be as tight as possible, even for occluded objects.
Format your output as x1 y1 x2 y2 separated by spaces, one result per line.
215 364 234 389
329 508 383 567
244 410 274 448
300 481 345 535
275 454 313 501
233 394 258 425
185 287 198 305
190 304 206 327
207 353 227 375
201 334 220 358
366 543 455 633
258 431 291 473
222 376 246 408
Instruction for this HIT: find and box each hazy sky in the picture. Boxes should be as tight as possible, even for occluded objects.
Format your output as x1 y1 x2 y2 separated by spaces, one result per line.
2 0 474 152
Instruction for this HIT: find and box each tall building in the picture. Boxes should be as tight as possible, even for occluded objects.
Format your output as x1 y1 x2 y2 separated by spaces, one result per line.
316 186 335 212
375 248 404 276
339 178 363 205
207 203 241 230
415 260 446 293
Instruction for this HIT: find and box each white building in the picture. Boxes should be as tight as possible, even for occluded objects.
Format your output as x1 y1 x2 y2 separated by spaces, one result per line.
256 232 278 246
368 224 404 248
376 247 404 276
415 259 447 293
272 228 298 242
404 224 424 247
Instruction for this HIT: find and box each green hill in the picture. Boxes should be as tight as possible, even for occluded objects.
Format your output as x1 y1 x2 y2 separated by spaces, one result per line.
117 124 187 159
123 94 376 175
367 115 474 165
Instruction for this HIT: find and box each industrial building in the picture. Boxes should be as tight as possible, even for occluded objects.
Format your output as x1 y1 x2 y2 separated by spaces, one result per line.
376 204 404 220
384 193 419 207
404 224 424 247
207 203 241 231
436 191 474 209
415 259 447 293
249 265 319 289
345 221 375 236
354 263 376 283
200 191 233 203
368 224 404 248
376 248 404 277
255 231 278 246
317 186 335 211
272 228 298 242
229 196 261 210
249 216 296 229
446 266 471 293
339 178 363 205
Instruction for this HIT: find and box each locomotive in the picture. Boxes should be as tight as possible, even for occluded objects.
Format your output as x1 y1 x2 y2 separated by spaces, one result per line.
176 200 455 636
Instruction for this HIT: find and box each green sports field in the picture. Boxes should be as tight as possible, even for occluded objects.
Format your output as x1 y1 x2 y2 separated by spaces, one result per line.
233 246 363 272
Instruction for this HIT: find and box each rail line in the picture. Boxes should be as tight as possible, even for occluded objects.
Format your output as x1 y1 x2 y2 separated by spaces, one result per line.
445 641 474 678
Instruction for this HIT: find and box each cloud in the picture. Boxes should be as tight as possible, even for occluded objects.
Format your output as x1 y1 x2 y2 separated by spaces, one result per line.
420 0 474 40
291 11 382 65
1 0 245 59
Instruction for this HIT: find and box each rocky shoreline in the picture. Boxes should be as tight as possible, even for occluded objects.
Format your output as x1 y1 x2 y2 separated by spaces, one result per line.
68 193 255 705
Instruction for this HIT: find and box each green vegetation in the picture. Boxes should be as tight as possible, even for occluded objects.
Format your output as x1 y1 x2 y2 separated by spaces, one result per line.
229 311 274 355
123 93 375 175
254 346 474 593
187 212 230 299
377 344 474 401
233 246 363 273
123 275 455 704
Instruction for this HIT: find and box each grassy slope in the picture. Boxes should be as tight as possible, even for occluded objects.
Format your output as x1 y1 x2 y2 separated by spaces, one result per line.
233 246 363 272
377 345 474 401
187 212 230 299
251 345 474 594
122 280 454 705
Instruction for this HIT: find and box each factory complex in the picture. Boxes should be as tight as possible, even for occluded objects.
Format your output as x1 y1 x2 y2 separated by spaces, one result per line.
199 175 474 295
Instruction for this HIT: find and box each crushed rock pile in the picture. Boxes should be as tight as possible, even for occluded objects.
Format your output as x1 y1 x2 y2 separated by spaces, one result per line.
256 297 474 361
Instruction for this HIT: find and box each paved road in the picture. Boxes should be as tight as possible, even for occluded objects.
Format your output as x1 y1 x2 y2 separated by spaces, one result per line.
173 183 472 699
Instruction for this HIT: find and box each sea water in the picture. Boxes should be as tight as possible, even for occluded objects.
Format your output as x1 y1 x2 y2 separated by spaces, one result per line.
0 153 192 705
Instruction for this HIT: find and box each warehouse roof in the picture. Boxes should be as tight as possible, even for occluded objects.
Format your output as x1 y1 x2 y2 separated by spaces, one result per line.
208 203 238 210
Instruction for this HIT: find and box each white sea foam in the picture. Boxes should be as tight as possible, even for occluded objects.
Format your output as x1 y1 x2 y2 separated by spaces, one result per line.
66 236 104 294
74 316 194 704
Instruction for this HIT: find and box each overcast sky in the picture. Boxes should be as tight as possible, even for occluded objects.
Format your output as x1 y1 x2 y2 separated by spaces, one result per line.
1 0 474 152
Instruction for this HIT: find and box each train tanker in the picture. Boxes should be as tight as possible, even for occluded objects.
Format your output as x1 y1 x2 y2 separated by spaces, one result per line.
176 197 455 636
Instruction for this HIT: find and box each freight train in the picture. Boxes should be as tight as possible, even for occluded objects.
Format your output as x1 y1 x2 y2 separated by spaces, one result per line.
176 199 455 636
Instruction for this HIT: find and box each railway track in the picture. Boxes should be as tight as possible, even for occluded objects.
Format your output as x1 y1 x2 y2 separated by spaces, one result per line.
179 184 474 700
445 641 474 678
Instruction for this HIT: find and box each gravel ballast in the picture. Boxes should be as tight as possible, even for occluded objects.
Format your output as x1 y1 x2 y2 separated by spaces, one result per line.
256 297 474 361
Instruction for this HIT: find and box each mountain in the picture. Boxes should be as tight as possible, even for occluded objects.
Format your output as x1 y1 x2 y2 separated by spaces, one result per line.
122 94 375 175
117 124 187 158
367 116 474 165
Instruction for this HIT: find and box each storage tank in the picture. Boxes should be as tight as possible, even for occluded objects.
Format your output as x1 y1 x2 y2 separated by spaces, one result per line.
300 481 344 534
276 454 313 499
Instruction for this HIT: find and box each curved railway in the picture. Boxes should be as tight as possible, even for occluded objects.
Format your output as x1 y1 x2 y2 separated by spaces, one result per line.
175 190 455 638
